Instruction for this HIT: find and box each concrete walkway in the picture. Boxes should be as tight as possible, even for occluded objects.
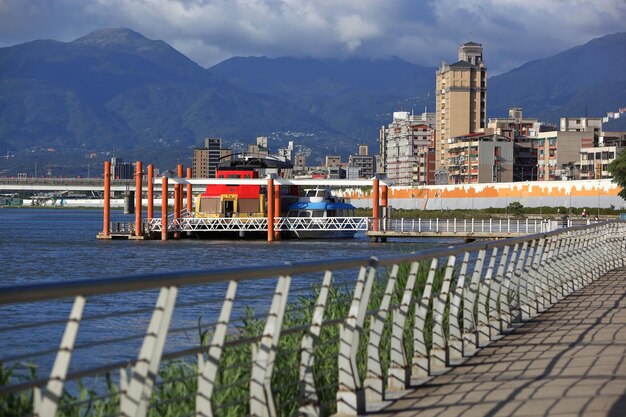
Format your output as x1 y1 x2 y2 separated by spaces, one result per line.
372 267 626 417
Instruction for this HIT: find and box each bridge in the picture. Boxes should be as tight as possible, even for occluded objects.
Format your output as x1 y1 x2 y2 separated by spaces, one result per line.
1 221 624 416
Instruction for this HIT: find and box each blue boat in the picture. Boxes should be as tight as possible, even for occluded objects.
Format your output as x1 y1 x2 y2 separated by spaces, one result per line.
286 188 359 239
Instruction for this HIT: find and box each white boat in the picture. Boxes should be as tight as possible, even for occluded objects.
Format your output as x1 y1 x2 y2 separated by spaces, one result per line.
286 188 359 239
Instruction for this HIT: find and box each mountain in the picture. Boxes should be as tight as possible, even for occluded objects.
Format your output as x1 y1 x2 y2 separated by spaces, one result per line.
488 32 626 129
208 56 437 138
0 28 328 173
0 28 625 176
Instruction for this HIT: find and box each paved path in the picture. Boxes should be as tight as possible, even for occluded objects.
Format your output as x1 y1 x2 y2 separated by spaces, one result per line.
373 267 626 417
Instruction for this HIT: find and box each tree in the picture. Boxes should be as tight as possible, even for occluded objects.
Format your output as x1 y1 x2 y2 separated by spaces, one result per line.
507 201 525 217
608 151 626 200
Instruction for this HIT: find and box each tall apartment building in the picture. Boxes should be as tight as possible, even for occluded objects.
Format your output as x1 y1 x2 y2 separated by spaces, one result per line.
380 111 436 185
435 42 487 177
348 144 376 179
192 138 225 178
447 133 513 183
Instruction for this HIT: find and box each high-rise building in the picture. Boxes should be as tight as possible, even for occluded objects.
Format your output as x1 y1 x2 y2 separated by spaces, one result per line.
379 111 435 185
192 138 225 178
435 42 487 176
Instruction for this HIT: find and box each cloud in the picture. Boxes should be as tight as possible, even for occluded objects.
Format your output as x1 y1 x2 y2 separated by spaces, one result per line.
0 0 625 74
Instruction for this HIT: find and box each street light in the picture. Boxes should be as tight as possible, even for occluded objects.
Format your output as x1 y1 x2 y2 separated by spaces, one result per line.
531 165 539 181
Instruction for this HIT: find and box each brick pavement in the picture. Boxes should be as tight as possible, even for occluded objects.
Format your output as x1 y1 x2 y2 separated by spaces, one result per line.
371 267 626 417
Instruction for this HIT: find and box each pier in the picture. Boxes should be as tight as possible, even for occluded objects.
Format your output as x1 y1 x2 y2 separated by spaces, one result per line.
1 222 625 416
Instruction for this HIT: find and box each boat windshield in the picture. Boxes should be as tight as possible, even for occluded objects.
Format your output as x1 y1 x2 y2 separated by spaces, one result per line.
304 189 328 198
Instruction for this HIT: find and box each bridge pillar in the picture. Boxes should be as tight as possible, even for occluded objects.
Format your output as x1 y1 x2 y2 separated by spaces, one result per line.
267 178 274 242
134 161 143 238
147 164 154 220
101 161 111 238
274 184 281 240
161 177 168 240
186 167 193 215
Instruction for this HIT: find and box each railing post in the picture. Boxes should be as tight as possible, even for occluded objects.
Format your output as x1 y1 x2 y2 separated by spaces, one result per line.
530 238 548 313
430 255 456 373
365 264 399 402
521 240 540 320
412 258 438 378
250 276 291 417
388 262 419 391
196 281 238 417
120 286 178 417
511 241 529 323
500 243 520 330
464 249 485 356
448 252 470 363
299 271 333 416
489 245 510 336
33 296 86 417
336 264 376 415
477 248 498 347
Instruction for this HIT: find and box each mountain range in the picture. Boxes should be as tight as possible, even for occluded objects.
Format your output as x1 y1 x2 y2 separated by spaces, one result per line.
0 28 625 176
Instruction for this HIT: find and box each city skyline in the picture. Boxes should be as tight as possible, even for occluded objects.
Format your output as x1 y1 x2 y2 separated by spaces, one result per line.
0 0 625 75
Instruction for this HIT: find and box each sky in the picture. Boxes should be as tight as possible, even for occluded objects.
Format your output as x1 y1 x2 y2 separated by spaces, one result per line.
0 0 625 74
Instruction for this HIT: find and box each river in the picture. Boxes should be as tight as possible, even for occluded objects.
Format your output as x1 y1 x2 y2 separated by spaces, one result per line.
0 208 457 382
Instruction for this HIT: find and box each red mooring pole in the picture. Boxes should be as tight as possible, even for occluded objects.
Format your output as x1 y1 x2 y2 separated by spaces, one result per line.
381 184 388 216
147 164 154 220
134 161 143 237
174 164 183 239
267 177 274 242
274 184 281 241
372 178 380 231
186 167 193 215
102 161 111 238
161 176 168 240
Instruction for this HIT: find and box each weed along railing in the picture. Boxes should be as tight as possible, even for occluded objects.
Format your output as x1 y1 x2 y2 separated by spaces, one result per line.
1 223 625 417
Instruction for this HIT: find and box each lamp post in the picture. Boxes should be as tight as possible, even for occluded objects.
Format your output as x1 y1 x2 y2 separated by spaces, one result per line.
531 165 539 181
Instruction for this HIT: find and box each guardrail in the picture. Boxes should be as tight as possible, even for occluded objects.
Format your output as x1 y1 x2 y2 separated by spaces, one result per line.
1 222 624 417
369 217 553 234
145 217 369 233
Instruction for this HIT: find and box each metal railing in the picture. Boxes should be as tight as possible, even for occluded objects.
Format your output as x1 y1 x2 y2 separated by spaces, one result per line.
146 217 369 233
1 222 625 417
369 217 554 235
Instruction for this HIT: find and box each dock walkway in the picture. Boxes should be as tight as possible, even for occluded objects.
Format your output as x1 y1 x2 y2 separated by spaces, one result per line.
372 266 626 417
